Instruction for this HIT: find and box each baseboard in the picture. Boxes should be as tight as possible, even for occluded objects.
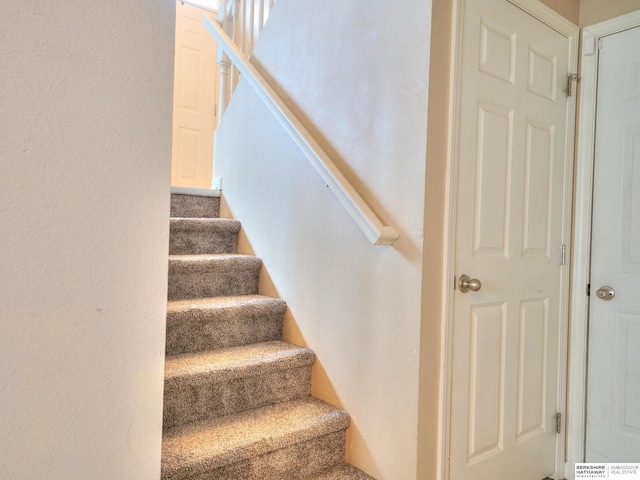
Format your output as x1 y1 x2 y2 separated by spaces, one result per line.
170 186 221 197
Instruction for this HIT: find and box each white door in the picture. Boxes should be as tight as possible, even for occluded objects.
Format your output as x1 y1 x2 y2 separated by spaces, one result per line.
449 1 573 478
586 24 640 462
171 1 219 188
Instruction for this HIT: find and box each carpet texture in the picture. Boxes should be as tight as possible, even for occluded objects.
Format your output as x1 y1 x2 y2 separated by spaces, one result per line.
163 341 315 429
166 296 285 355
162 194 375 479
168 254 261 300
170 193 219 218
309 464 380 480
170 218 241 255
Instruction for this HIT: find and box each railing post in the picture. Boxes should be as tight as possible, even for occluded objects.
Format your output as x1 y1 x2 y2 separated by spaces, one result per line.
247 0 255 56
231 0 240 91
217 47 231 117
213 0 275 121
257 0 265 34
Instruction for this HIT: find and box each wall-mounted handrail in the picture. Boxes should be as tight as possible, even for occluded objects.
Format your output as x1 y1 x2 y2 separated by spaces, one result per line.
204 16 399 245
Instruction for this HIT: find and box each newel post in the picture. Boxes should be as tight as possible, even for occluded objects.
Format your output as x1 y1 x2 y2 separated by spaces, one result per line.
217 48 231 117
216 0 233 117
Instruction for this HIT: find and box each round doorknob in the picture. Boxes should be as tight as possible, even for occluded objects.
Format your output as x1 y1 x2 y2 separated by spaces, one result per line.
595 286 615 301
459 274 482 293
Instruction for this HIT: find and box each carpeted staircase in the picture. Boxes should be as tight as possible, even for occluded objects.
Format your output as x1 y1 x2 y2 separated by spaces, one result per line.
161 193 374 480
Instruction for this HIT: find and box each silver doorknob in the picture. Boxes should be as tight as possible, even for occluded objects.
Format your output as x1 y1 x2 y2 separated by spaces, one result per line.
459 274 482 293
595 286 615 301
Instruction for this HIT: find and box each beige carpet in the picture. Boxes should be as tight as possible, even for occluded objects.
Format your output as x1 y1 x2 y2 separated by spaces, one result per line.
162 194 375 479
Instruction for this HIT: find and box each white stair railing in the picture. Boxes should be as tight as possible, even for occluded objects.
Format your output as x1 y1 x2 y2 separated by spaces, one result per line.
206 5 399 246
217 0 274 117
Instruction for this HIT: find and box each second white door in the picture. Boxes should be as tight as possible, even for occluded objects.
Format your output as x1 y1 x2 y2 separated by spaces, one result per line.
449 1 573 478
586 24 640 463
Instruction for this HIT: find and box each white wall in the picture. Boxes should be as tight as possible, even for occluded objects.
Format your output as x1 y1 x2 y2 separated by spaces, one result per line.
0 1 174 478
214 1 431 478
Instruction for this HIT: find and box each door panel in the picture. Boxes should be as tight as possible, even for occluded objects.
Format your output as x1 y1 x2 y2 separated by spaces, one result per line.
517 298 548 441
473 101 512 257
450 0 571 478
586 24 640 462
171 1 218 188
467 302 507 463
522 118 554 257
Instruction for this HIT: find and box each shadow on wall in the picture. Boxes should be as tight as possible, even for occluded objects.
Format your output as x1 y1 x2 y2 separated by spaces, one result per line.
220 194 383 477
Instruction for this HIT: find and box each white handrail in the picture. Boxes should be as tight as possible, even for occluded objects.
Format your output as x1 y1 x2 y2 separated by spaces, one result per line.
203 16 399 245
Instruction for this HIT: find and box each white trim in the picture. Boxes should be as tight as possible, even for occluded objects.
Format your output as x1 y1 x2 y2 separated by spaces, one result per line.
507 0 577 36
438 0 466 478
170 186 221 197
559 22 580 480
178 0 218 15
202 16 399 246
567 10 640 480
440 1 578 479
582 9 640 37
212 176 223 191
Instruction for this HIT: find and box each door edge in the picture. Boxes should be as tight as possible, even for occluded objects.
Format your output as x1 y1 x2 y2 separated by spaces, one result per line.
438 0 467 478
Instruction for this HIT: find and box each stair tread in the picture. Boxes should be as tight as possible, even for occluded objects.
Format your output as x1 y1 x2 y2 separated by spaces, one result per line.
161 397 350 478
170 193 219 218
308 464 376 480
167 255 261 301
168 254 261 270
165 341 315 382
170 217 241 228
167 294 285 312
165 295 286 355
169 218 240 255
169 253 258 261
170 217 239 222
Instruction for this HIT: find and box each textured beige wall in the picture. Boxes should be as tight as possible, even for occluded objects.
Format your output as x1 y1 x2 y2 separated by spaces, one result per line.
541 0 580 23
579 0 640 25
0 1 174 478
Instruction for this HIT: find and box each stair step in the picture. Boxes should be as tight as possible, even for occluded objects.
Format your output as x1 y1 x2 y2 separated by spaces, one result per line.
308 464 376 480
164 341 315 430
168 254 261 300
161 397 350 480
166 295 286 356
170 193 219 218
170 218 241 255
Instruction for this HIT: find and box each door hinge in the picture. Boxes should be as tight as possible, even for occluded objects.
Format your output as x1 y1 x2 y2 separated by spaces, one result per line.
587 283 591 296
583 35 597 56
560 244 566 265
555 412 562 434
566 74 578 97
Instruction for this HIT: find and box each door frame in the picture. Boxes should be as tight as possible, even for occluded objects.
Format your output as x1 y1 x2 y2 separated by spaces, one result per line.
439 1 578 478
567 10 640 478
